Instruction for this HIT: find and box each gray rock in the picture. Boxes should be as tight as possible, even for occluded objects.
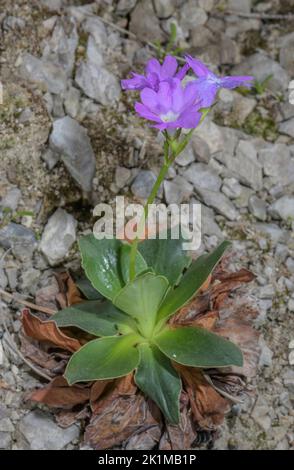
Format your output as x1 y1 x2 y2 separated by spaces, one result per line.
20 268 41 294
194 118 224 155
201 204 223 238
75 60 120 106
251 396 271 431
228 0 251 13
248 196 267 221
269 196 294 221
258 337 273 367
18 410 79 450
19 107 33 123
180 1 208 31
184 163 222 192
64 86 81 119
223 140 263 191
116 0 137 16
82 17 107 49
221 177 242 199
279 32 294 75
233 53 290 92
42 18 78 77
279 118 294 139
115 167 132 189
0 223 36 250
153 0 176 18
255 223 287 244
0 417 14 433
191 135 211 163
0 269 8 289
283 369 294 393
131 170 158 199
258 143 294 186
49 116 96 192
41 148 60 170
0 187 21 211
40 208 77 266
85 35 104 66
286 257 294 274
164 176 193 204
130 1 164 42
191 25 214 49
0 431 12 449
195 187 239 221
176 144 195 166
20 53 67 94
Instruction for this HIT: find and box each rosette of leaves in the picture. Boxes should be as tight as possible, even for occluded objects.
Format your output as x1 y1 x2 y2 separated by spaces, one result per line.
51 233 243 425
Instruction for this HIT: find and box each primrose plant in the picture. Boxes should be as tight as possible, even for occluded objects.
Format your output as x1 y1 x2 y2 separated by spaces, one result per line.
53 55 253 424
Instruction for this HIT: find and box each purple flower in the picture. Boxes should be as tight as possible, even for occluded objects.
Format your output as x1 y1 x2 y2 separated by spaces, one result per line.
135 78 202 130
185 55 254 108
121 55 189 92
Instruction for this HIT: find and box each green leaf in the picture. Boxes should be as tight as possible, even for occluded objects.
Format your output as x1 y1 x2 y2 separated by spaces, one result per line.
65 334 140 384
157 241 231 322
79 235 124 301
75 277 104 300
120 243 148 284
138 228 191 287
114 273 169 338
135 343 181 424
53 300 135 337
155 326 243 368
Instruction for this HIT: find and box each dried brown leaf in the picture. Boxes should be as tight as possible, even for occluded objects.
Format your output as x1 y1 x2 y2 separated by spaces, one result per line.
29 376 91 408
22 308 81 353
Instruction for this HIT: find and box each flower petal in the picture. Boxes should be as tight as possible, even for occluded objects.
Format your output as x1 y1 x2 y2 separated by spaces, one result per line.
146 58 161 75
140 87 159 112
193 79 218 108
134 102 162 123
121 73 148 90
176 106 202 129
185 55 212 78
157 81 173 112
220 75 254 89
176 63 190 81
161 55 178 79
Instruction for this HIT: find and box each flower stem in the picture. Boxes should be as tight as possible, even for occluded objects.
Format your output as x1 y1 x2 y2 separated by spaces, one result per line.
129 139 173 281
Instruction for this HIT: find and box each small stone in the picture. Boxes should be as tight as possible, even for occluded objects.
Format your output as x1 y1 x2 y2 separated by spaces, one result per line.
0 431 12 449
195 187 239 221
289 350 294 366
286 257 294 274
258 143 294 186
269 196 294 221
64 87 80 119
0 418 14 433
49 116 96 192
164 176 193 204
116 0 137 16
279 32 294 75
153 0 175 18
131 170 158 199
279 118 294 139
283 369 294 393
228 0 251 13
40 208 77 266
180 1 208 31
18 410 79 450
18 107 33 123
288 298 294 312
233 53 290 92
82 17 107 49
258 337 273 368
0 269 8 289
0 223 36 250
184 163 222 192
20 268 41 294
221 177 242 199
251 396 271 431
130 1 164 42
115 167 132 189
255 223 287 245
200 204 223 239
248 196 267 221
41 148 60 170
194 118 224 155
176 144 195 166
20 53 67 94
0 187 21 211
191 135 211 163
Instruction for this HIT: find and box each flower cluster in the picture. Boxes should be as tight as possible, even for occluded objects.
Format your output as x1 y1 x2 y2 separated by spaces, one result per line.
122 55 253 130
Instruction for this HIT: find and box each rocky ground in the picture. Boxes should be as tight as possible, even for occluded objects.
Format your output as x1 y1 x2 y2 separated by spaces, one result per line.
0 0 294 450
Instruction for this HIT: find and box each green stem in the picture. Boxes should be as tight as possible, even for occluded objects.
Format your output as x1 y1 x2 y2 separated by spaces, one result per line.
129 140 174 281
